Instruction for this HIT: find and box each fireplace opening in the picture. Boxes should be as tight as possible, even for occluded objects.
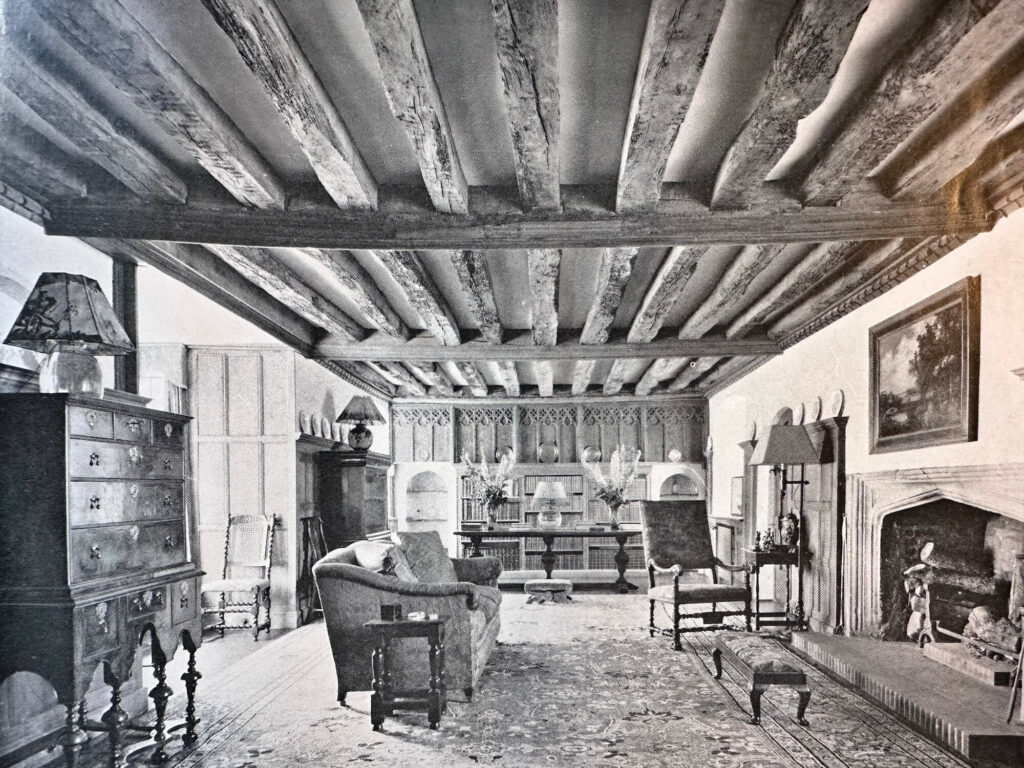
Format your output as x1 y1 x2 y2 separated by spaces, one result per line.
879 500 1024 641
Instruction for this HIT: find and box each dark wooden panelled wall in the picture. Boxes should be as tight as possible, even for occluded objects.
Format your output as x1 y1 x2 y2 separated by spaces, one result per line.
390 398 707 465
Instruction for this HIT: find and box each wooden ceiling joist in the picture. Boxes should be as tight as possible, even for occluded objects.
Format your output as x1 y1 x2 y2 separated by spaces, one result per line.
313 333 780 362
528 249 560 397
603 246 705 395
199 0 377 209
0 179 47 225
208 244 366 341
370 250 460 345
798 0 1009 206
668 356 722 391
571 247 639 395
450 250 502 343
0 118 88 200
496 361 521 397
35 0 287 209
326 360 396 399
90 239 319 353
43 196 989 249
301 249 409 339
884 43 1024 200
0 40 187 203
634 357 689 397
710 0 869 210
355 0 468 215
402 362 455 396
616 0 725 212
369 361 428 396
491 0 560 212
454 361 489 397
726 240 865 340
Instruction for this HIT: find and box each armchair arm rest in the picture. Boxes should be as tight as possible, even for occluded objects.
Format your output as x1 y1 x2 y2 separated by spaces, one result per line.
713 558 750 574
451 556 502 586
313 562 483 609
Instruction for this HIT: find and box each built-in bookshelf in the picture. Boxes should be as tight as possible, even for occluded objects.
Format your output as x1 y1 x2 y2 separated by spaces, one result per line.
457 465 651 571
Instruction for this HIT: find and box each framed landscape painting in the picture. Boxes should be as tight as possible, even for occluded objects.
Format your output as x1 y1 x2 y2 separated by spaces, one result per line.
869 276 980 453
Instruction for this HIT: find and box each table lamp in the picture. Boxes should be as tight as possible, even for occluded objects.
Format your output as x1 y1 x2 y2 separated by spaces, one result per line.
3 272 134 398
336 395 386 451
748 423 819 536
532 480 567 528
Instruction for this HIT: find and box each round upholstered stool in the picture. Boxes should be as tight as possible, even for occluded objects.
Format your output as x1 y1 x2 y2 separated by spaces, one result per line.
524 578 573 604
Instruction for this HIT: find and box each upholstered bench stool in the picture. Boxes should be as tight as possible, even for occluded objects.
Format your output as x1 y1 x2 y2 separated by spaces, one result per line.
712 632 810 726
524 578 573 604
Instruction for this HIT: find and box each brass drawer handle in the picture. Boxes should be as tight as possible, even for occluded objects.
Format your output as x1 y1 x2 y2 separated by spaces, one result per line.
89 495 101 510
89 452 101 467
86 410 98 429
128 446 143 465
164 535 179 549
179 582 190 610
162 458 173 471
163 423 174 438
162 493 173 507
90 545 101 560
125 417 143 434
95 603 109 634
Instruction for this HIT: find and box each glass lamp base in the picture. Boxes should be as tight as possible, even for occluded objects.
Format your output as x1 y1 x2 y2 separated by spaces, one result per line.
39 349 103 397
537 509 562 528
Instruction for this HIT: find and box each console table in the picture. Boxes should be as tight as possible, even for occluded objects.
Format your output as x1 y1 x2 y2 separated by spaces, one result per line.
456 528 643 593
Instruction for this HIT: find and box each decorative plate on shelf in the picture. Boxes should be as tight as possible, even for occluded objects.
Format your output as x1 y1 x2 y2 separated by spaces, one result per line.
811 395 823 422
667 448 682 463
830 389 846 418
310 416 321 437
321 416 332 438
794 402 806 425
494 445 515 462
538 441 559 463
582 445 601 463
299 411 311 434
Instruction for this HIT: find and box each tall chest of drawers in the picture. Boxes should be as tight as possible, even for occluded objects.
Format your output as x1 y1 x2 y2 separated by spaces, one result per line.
0 394 203 765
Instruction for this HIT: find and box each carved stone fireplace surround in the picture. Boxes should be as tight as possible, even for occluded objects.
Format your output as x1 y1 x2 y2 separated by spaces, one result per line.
844 463 1024 636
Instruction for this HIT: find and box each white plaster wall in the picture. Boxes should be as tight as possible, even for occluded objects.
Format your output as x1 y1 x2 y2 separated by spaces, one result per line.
709 210 1024 518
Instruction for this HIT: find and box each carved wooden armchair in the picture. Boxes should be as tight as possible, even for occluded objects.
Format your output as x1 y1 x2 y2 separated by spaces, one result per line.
640 500 751 650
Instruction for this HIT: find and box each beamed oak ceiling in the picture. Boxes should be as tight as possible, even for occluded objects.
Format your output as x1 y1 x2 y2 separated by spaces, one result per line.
1 0 1023 400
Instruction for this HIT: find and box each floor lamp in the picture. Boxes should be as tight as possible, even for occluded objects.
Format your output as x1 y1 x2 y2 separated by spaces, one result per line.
749 423 819 626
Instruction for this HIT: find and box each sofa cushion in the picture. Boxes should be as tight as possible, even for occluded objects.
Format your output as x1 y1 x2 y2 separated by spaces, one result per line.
383 545 419 583
349 541 418 582
391 531 458 583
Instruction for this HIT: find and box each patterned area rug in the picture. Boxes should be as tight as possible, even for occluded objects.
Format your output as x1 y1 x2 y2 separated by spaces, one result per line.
150 594 974 768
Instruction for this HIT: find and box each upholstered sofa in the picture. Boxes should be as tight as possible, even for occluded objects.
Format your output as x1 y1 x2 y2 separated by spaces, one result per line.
313 530 502 703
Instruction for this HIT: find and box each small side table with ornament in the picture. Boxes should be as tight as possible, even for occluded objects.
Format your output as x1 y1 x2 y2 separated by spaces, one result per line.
743 546 803 630
364 617 447 730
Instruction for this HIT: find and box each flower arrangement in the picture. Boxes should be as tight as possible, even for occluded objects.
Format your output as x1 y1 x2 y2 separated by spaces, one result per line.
582 446 641 528
461 449 517 527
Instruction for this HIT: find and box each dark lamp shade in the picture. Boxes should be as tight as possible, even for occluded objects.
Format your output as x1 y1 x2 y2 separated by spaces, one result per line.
749 424 819 466
3 272 134 355
336 395 385 425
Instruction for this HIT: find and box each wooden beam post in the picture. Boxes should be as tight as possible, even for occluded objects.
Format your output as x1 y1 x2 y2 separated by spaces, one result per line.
528 249 560 396
111 259 138 394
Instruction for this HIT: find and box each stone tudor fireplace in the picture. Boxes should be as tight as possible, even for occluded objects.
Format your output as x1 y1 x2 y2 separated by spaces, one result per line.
844 463 1024 638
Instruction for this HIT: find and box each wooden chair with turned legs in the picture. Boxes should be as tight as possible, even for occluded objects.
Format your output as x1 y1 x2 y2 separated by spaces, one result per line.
640 500 751 650
201 514 276 640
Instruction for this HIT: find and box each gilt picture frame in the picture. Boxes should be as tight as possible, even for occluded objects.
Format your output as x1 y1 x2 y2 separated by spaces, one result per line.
869 276 980 454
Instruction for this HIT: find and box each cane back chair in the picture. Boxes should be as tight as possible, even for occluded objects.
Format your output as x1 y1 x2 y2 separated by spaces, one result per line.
201 513 275 640
640 500 751 650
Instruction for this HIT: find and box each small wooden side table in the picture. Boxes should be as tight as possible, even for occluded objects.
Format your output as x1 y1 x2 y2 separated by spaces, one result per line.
743 548 803 630
364 618 447 730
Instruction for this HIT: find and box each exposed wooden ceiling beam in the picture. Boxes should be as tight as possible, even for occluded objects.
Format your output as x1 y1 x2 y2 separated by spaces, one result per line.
768 238 923 340
0 179 47 225
491 0 560 211
528 249 560 397
668 356 720 391
34 0 287 209
679 244 785 338
324 360 396 399
726 240 865 339
355 0 467 214
0 40 187 202
44 196 989 249
368 361 427 396
370 250 460 345
403 362 455 396
0 117 88 200
496 361 521 397
798 0 1008 206
711 0 869 209
603 246 705 394
616 0 725 212
301 249 409 339
208 244 366 341
199 0 376 209
450 250 502 343
571 247 638 395
453 361 489 397
313 329 778 362
634 357 690 397
884 46 1024 200
89 239 319 353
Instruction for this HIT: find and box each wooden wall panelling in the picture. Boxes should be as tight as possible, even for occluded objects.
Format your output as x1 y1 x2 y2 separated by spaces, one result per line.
518 405 577 463
227 354 261 435
391 405 452 462
194 352 227 435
